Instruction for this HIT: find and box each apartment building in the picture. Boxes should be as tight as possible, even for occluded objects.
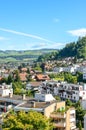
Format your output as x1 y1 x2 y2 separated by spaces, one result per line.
0 92 77 130
39 80 61 95
50 107 76 130
59 83 86 102
39 81 86 102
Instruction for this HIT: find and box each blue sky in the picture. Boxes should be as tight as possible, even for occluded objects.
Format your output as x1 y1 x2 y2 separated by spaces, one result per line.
0 0 86 50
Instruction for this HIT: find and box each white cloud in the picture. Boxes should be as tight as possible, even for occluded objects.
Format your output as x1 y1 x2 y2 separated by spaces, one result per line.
68 28 86 37
0 28 54 43
30 42 65 49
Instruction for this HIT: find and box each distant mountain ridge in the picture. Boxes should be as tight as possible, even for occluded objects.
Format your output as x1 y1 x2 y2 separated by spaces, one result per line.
0 49 57 63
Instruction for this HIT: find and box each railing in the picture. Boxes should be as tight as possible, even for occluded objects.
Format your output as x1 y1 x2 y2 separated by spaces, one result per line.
70 125 76 130
54 122 66 127
70 122 76 129
50 113 66 119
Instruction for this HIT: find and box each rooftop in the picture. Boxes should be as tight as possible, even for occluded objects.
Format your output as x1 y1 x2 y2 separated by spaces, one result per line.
19 100 56 108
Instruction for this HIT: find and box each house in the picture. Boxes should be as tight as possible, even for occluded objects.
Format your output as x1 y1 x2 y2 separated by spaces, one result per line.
53 67 63 73
35 74 50 81
0 83 13 97
21 68 27 72
26 82 41 91
19 72 27 82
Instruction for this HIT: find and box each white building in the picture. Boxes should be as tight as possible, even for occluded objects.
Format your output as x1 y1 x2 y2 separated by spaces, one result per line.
0 83 13 97
35 93 55 102
39 81 86 102
63 66 75 73
58 83 86 102
39 81 61 95
53 67 63 73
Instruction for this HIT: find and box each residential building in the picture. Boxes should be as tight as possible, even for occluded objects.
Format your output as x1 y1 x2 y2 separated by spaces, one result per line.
0 83 13 97
19 72 27 82
58 83 86 102
50 107 76 130
0 92 76 130
35 74 50 81
39 81 86 102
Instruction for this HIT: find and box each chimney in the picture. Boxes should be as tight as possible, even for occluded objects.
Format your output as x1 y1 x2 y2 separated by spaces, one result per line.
22 94 26 100
9 93 13 98
31 101 35 108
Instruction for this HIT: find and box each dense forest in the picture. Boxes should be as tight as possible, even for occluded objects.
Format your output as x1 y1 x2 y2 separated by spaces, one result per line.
37 36 86 62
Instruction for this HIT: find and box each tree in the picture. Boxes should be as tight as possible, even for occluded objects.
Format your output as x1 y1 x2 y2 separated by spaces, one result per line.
73 101 86 128
6 74 13 84
27 68 30 74
78 120 82 130
14 70 20 82
3 111 53 130
76 72 83 82
66 99 73 106
12 82 25 95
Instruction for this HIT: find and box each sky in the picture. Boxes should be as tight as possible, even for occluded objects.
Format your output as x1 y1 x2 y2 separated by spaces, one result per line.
0 0 86 50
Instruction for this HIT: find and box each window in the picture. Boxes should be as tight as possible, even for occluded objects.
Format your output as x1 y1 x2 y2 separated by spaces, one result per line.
74 97 76 99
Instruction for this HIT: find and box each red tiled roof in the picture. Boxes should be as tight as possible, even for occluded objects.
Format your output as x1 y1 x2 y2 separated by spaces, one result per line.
21 68 27 72
36 74 50 81
19 72 27 81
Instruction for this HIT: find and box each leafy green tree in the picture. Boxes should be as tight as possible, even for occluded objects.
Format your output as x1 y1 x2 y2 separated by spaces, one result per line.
3 111 53 130
14 70 20 82
78 120 82 130
0 77 7 84
76 72 83 82
76 106 85 127
64 72 77 83
54 96 61 101
27 68 30 74
73 101 86 128
37 36 86 61
66 99 73 106
12 82 25 95
6 74 13 84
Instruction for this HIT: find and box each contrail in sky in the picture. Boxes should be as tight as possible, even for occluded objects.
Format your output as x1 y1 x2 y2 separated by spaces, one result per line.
0 28 54 43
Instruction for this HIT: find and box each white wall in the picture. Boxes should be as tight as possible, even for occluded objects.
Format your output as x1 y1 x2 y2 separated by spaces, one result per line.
35 93 55 102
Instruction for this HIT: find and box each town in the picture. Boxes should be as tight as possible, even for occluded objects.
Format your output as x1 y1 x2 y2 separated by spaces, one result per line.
0 1 86 129
0 54 85 130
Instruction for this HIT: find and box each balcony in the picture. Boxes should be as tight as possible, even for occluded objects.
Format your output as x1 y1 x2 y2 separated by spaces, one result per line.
70 122 76 129
50 113 66 119
54 122 66 128
70 125 76 130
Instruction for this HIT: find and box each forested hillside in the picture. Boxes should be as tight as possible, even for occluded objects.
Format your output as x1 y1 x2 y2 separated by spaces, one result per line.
37 36 86 62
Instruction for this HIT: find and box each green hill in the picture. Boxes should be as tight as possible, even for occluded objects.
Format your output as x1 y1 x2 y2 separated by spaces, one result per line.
37 36 86 62
0 49 57 63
